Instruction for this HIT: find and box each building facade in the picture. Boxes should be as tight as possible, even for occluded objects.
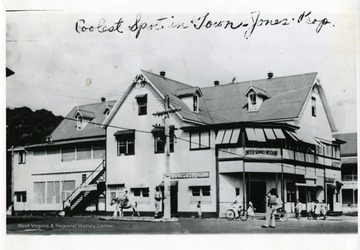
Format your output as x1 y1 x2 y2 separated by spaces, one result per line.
334 133 358 214
102 71 344 217
12 100 115 214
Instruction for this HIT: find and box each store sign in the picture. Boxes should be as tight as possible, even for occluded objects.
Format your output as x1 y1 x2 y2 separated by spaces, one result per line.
245 149 279 157
166 171 210 179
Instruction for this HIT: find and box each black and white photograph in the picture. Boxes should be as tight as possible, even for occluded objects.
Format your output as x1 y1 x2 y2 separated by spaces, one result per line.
2 0 359 249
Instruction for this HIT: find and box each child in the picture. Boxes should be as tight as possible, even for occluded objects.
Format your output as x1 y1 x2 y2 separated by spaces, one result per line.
196 201 202 219
247 201 256 219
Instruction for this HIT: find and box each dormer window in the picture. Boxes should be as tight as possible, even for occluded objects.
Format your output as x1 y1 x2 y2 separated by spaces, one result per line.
244 86 269 112
193 96 199 113
74 109 94 130
249 93 257 105
103 107 111 117
77 115 83 130
176 87 202 113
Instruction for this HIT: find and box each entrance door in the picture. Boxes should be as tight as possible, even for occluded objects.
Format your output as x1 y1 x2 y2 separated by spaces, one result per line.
247 181 266 213
170 185 178 215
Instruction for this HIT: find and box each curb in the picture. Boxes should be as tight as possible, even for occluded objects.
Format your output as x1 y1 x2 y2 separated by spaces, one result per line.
99 216 179 222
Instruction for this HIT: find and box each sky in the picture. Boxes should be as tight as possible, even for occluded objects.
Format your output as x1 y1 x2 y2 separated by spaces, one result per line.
4 1 358 134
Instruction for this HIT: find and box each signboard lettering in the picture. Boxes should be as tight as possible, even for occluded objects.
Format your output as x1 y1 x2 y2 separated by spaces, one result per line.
164 171 210 179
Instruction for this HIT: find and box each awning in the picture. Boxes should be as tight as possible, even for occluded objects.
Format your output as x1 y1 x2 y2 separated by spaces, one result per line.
286 131 299 141
341 156 357 165
295 183 316 187
245 128 257 141
263 128 276 140
114 130 135 138
151 127 164 134
273 128 286 139
135 94 147 99
159 180 178 187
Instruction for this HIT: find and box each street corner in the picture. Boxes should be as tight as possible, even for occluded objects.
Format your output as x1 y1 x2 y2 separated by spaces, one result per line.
99 216 179 222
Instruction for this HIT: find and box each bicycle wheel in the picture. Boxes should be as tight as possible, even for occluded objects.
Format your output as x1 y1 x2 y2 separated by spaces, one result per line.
307 212 313 220
278 211 288 222
318 213 326 220
239 209 248 221
225 209 236 221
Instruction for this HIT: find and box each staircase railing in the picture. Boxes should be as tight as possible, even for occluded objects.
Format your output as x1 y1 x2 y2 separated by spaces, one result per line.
63 159 106 210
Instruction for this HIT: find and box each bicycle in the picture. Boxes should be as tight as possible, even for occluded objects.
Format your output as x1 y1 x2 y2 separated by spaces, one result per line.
274 207 288 222
225 206 248 221
307 209 326 220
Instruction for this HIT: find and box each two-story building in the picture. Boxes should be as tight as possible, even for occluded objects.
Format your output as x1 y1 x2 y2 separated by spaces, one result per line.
102 70 344 217
334 133 357 214
12 99 115 214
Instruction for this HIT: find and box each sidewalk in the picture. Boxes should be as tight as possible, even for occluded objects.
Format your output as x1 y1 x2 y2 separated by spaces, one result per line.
99 216 179 222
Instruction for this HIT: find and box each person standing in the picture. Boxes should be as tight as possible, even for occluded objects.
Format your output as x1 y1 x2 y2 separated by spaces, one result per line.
154 186 163 218
295 199 303 219
247 201 256 219
196 201 202 219
262 188 281 228
64 199 71 217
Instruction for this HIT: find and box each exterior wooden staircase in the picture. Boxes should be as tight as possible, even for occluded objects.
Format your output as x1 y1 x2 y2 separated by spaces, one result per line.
63 159 105 213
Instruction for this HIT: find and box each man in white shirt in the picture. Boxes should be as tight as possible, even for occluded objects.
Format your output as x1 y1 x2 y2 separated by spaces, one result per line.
232 192 243 218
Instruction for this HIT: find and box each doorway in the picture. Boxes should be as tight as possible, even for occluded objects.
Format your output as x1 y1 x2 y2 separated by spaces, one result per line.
170 185 178 215
247 181 266 213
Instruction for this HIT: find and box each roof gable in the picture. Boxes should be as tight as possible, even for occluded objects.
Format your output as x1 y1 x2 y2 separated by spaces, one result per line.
201 72 318 124
51 100 116 141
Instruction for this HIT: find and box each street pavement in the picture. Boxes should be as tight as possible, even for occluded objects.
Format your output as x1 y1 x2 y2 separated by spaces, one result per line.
6 215 358 235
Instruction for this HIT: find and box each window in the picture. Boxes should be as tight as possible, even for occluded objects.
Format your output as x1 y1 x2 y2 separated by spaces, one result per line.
82 174 87 183
154 133 165 153
93 145 106 159
34 182 46 204
15 191 27 202
136 94 147 116
77 146 91 160
286 182 296 202
152 126 175 154
115 130 135 156
18 151 26 164
190 131 210 150
103 107 111 117
62 180 75 201
193 96 199 112
61 148 75 162
131 188 150 197
46 181 60 204
191 186 211 197
250 93 257 105
311 97 316 117
77 115 83 130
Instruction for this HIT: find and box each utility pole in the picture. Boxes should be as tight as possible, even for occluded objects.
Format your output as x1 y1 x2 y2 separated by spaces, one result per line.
153 95 181 219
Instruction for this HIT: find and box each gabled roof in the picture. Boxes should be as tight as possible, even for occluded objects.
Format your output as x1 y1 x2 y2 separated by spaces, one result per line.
104 71 335 130
74 109 95 119
176 87 203 98
51 100 116 141
244 86 269 98
333 133 357 156
201 72 318 124
141 70 213 124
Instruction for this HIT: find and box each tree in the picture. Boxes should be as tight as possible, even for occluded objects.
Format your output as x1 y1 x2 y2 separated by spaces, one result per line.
6 106 63 208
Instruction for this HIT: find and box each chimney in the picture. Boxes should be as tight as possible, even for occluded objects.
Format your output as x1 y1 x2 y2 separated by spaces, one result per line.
160 71 166 77
101 97 106 102
268 72 273 79
214 80 219 86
